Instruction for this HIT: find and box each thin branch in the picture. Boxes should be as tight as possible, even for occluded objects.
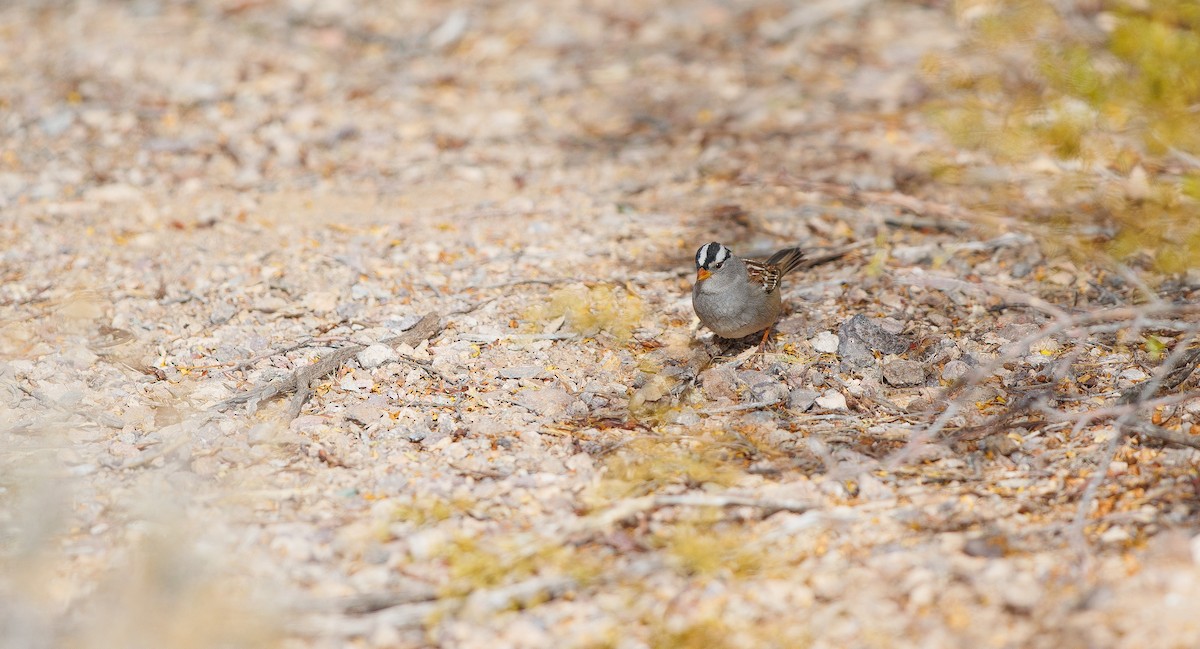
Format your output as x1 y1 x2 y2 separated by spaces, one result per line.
1158 347 1200 393
122 414 217 469
1128 420 1200 451
13 382 125 430
229 338 316 372
899 272 1071 321
946 305 1200 399
293 576 576 637
469 278 574 290
393 353 455 384
215 313 442 412
1036 390 1200 427
1068 419 1128 553
458 332 576 343
698 396 782 415
650 493 816 514
284 379 313 422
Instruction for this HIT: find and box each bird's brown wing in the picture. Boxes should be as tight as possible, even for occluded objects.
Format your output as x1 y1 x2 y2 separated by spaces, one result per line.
763 247 805 277
744 259 783 294
747 247 805 294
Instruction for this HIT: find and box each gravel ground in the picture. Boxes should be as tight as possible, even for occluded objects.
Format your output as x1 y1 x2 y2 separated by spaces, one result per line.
3 1 1200 648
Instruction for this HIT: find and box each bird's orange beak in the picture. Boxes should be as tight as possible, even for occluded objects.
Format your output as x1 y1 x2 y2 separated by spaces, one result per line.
696 268 711 281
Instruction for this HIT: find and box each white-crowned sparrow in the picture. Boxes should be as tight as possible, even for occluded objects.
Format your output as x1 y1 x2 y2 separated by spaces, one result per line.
692 242 806 343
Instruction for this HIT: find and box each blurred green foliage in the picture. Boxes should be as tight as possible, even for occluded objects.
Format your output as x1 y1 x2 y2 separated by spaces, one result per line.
924 0 1200 271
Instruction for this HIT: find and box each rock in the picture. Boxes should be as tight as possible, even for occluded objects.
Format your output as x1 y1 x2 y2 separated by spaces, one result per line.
1000 572 1041 612
567 400 589 419
1119 368 1148 382
740 371 787 404
85 183 144 203
38 381 85 407
980 433 1019 456
339 374 375 392
39 109 74 136
789 388 819 411
500 365 543 379
405 426 427 443
941 359 971 382
996 323 1040 342
517 387 574 418
1100 525 1131 545
336 302 364 320
629 375 672 410
428 9 470 50
303 291 338 313
815 389 847 411
209 301 238 325
838 314 909 369
811 331 839 353
386 314 424 332
963 533 1008 558
357 344 398 369
248 423 276 445
699 365 738 401
344 405 385 426
883 359 926 387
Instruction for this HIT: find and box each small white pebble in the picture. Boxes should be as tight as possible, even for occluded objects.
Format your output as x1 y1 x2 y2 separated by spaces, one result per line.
357 343 398 369
815 389 847 411
812 331 839 354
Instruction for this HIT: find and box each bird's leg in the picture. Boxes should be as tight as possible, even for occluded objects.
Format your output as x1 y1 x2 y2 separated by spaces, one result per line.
755 326 773 358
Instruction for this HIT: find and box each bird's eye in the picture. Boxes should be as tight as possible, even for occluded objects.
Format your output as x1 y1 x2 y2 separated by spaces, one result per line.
714 262 723 269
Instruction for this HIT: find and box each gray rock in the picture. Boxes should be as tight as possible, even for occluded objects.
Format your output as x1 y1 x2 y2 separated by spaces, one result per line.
838 314 909 369
811 331 839 353
963 534 1008 558
740 371 787 404
209 301 238 325
39 109 74 136
999 572 1041 612
499 365 543 379
941 359 971 382
428 9 470 50
357 343 398 369
248 423 275 445
980 434 1019 456
406 427 428 443
210 345 243 363
517 387 574 418
344 404 385 426
996 323 1040 342
815 389 848 411
883 359 926 387
336 302 365 320
788 388 819 411
699 365 738 401
386 314 424 332
567 400 589 419
405 424 448 446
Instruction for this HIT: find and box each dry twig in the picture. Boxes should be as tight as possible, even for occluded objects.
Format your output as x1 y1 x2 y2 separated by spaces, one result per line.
294 576 576 636
214 313 442 413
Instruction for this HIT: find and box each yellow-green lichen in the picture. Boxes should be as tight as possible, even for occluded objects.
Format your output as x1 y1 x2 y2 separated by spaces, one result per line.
527 284 644 341
922 0 1200 271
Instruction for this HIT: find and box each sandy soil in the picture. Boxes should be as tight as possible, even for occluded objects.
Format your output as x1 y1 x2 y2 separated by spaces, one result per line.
3 1 1200 648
